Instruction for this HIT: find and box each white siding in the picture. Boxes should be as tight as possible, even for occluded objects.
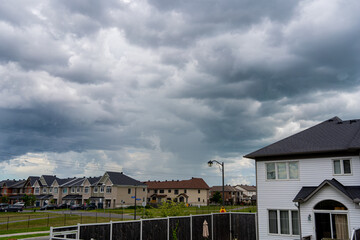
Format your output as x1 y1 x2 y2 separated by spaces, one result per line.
300 185 360 238
257 156 360 240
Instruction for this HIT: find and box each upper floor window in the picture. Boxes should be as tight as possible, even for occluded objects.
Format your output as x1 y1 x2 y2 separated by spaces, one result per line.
128 188 131 194
43 188 47 193
184 189 187 193
63 188 67 194
84 187 89 194
168 189 171 193
71 187 75 193
100 186 104 193
106 186 112 193
333 159 351 175
198 190 200 194
54 187 58 194
49 188 53 193
159 189 164 193
94 187 98 193
174 189 179 194
77 187 80 193
266 162 299 180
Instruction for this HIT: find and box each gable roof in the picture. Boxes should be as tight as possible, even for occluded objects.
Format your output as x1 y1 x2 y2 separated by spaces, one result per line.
28 176 40 186
42 175 57 186
210 185 238 192
245 117 360 159
87 176 101 186
293 178 360 203
145 178 209 190
105 172 146 186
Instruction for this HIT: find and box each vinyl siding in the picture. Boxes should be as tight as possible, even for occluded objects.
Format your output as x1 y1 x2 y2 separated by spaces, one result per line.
257 156 360 240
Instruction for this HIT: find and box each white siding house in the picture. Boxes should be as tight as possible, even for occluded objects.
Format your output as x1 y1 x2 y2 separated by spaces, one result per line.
245 117 360 240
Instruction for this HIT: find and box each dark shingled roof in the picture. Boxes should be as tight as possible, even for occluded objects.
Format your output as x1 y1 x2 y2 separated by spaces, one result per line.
87 176 101 186
28 176 40 186
293 178 360 203
42 175 57 186
245 117 360 159
106 172 146 186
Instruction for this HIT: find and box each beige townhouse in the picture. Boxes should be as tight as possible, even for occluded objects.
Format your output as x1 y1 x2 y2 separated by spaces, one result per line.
145 178 210 206
81 176 102 207
96 171 147 208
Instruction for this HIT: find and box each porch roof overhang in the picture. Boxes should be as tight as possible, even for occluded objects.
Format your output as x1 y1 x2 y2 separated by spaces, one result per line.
8 194 26 200
150 194 167 198
176 193 189 198
62 195 82 200
36 194 53 200
293 178 360 204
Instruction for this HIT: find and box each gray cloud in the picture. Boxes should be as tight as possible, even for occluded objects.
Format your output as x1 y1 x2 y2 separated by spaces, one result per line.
1 0 360 185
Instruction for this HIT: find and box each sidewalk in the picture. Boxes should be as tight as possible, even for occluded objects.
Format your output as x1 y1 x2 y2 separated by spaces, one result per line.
0 230 49 238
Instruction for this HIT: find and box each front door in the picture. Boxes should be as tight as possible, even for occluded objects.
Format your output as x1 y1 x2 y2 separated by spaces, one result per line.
315 213 349 240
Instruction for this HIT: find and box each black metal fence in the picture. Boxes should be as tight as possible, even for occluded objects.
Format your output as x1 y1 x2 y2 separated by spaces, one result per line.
51 212 257 240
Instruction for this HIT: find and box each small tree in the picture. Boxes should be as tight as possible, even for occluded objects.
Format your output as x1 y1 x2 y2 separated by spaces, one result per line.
159 200 188 217
210 191 222 204
22 194 36 207
0 196 9 204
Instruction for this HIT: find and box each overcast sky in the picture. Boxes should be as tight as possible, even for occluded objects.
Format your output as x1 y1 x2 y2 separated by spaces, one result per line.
1 0 360 186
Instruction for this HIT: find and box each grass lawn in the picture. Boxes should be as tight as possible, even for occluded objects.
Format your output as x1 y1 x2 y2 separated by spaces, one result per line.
0 205 256 236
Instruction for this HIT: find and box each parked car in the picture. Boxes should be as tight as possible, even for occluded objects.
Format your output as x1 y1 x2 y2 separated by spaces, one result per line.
70 204 84 210
1 205 23 212
84 204 97 210
40 204 57 210
13 202 25 207
0 203 9 212
56 203 69 209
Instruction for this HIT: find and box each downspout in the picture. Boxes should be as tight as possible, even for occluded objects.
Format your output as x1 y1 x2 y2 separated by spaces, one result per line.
255 160 259 240
295 201 302 240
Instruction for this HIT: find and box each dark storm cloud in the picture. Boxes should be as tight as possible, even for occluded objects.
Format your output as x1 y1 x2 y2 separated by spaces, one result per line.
1 0 360 185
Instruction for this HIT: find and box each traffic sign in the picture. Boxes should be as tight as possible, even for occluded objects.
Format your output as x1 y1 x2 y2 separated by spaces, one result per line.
131 196 135 199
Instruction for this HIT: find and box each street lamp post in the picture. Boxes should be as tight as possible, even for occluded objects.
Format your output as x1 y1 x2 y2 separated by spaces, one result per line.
208 160 225 206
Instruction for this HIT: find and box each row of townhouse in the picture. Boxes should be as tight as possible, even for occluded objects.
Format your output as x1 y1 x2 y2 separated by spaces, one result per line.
209 184 257 205
32 171 147 208
1 173 213 208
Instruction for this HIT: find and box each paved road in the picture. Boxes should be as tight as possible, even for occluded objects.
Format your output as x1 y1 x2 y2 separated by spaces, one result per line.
38 210 141 220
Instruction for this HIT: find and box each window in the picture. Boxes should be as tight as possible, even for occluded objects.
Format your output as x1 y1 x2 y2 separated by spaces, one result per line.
160 189 164 193
106 186 112 193
77 187 80 193
184 189 187 193
49 188 52 193
143 188 146 192
154 190 158 194
268 210 299 236
333 159 352 175
35 188 39 194
43 188 47 193
100 186 104 193
128 188 131 194
54 187 58 194
84 187 89 194
168 190 171 193
94 187 98 193
198 198 200 202
63 188 67 194
175 189 179 194
266 162 299 180
71 187 75 193
198 190 200 194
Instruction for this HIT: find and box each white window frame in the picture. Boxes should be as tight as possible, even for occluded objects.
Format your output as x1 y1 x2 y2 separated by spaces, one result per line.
43 188 47 193
94 187 98 193
100 186 104 193
268 209 299 236
71 187 75 193
84 187 89 194
332 159 352 176
106 186 111 193
54 187 58 194
265 161 299 180
35 188 39 194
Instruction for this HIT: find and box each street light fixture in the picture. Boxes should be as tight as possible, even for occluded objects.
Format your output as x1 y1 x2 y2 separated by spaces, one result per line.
208 160 225 206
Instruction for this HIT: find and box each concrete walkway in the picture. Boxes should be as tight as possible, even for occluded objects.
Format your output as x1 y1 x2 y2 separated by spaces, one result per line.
0 230 49 238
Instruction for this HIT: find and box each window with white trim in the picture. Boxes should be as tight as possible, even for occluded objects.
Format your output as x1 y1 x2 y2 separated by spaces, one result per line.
333 159 352 175
268 210 299 236
266 162 299 180
94 187 98 193
100 186 104 193
84 187 89 194
106 186 111 193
